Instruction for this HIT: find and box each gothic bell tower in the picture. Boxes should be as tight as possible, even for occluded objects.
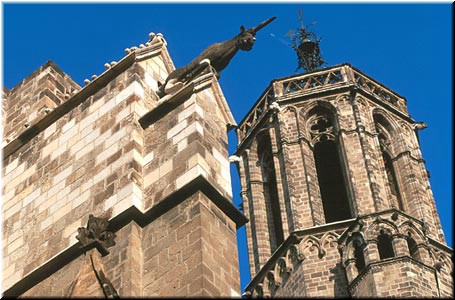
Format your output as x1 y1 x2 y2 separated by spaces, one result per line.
233 63 453 297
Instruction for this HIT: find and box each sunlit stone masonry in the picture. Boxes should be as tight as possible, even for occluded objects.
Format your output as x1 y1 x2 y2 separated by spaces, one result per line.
2 28 453 298
233 64 453 298
2 33 246 297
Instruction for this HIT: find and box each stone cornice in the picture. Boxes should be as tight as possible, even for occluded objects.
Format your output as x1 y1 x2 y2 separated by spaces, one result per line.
347 255 437 293
244 219 354 296
428 237 454 254
3 39 167 161
139 69 236 130
338 208 425 243
235 65 416 153
139 81 195 128
2 174 248 297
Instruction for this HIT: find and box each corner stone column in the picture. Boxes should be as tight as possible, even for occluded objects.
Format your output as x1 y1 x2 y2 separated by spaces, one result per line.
244 145 273 269
238 151 261 278
391 234 410 257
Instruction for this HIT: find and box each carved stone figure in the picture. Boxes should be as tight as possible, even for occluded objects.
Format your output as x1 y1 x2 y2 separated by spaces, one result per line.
76 214 116 256
157 16 276 97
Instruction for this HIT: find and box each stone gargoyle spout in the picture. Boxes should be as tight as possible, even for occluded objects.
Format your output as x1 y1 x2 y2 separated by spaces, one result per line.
157 16 276 97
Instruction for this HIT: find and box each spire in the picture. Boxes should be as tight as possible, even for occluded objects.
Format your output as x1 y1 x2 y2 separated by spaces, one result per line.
287 9 325 72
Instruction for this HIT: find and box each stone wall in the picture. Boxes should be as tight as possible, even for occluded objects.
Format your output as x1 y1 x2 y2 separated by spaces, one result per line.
2 59 151 292
2 61 81 145
2 34 243 297
141 191 239 296
235 66 452 297
349 258 439 297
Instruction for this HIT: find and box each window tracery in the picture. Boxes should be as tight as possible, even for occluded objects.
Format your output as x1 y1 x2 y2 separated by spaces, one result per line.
306 106 352 223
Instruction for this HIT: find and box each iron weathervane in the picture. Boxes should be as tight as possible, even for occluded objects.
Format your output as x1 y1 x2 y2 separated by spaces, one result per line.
287 10 325 72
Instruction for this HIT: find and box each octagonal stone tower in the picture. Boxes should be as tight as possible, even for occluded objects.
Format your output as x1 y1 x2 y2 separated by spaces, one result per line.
233 64 453 298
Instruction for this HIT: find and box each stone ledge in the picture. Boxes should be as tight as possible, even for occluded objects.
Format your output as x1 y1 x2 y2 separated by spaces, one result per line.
244 219 354 297
2 174 247 297
2 53 135 161
428 237 453 254
2 41 170 161
139 66 236 130
347 255 438 293
138 82 195 128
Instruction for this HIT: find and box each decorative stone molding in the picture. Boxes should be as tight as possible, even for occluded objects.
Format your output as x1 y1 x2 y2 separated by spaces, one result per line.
429 248 453 275
269 101 281 113
412 121 428 131
236 63 408 147
229 155 241 163
249 244 305 298
245 220 352 298
347 255 437 294
338 208 453 294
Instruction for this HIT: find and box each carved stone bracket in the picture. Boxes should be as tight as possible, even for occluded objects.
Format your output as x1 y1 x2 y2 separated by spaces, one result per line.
76 215 116 256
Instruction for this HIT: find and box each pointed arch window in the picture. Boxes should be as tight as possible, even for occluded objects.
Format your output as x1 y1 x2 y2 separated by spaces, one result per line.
353 241 366 272
374 114 404 211
257 133 284 251
377 231 395 260
406 235 419 260
308 107 352 223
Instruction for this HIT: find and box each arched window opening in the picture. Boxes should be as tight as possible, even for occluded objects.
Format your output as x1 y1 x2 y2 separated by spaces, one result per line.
308 107 352 224
353 241 366 273
313 139 352 223
258 134 284 251
406 235 419 260
374 114 404 211
382 151 404 211
377 232 395 260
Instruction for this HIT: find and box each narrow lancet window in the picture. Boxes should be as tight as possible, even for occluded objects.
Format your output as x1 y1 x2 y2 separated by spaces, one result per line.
377 232 395 260
308 107 352 223
258 134 284 251
406 236 419 260
354 241 366 273
374 114 404 211
382 151 403 210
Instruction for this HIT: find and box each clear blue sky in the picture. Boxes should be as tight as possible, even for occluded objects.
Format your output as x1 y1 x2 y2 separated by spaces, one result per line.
2 3 452 293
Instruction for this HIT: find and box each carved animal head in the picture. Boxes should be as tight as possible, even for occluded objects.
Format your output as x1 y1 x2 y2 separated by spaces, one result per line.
237 27 257 51
237 17 277 51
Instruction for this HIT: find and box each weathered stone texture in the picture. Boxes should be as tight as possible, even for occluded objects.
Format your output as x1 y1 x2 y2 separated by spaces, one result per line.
20 222 142 297
2 61 81 144
236 65 453 297
142 192 239 297
2 36 241 297
2 61 148 291
274 228 349 298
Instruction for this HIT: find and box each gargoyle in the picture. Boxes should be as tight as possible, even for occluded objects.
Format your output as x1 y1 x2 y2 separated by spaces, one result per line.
76 214 116 256
157 16 276 97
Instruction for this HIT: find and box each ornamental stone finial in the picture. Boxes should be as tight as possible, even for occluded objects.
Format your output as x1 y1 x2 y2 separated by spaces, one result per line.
269 101 282 112
229 155 241 163
412 122 428 130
